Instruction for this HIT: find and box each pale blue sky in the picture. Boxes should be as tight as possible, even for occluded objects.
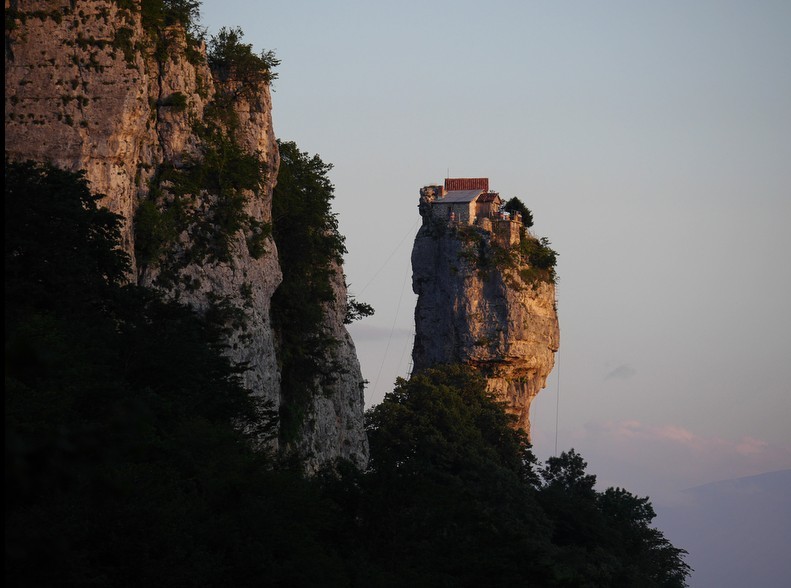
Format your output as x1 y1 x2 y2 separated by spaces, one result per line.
200 3 791 579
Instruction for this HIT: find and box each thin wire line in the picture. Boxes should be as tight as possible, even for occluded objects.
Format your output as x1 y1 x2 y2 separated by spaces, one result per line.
358 219 419 296
372 261 410 396
395 322 414 379
554 350 560 456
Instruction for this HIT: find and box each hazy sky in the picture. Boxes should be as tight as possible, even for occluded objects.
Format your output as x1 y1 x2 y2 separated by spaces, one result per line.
200 2 791 574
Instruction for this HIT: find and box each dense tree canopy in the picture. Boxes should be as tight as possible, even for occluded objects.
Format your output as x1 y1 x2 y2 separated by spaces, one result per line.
360 366 691 586
4 160 345 586
5 160 130 311
361 366 552 585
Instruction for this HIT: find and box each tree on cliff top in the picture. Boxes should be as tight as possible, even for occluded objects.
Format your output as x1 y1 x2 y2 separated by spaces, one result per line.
504 196 534 228
207 26 280 87
139 0 201 31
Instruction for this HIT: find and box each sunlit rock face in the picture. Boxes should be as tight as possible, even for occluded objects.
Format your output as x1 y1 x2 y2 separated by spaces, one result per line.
5 0 368 468
6 0 162 258
411 189 559 439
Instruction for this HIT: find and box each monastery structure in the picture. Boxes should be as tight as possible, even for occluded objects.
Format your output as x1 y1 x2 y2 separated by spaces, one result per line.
419 177 523 247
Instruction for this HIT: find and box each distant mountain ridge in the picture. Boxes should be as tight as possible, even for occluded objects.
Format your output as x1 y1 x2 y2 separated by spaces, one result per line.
657 469 791 588
683 468 791 494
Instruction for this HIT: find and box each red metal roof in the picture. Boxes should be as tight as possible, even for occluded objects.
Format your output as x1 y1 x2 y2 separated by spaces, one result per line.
444 178 489 192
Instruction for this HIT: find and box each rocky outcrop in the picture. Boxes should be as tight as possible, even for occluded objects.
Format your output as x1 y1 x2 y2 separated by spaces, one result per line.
296 261 370 472
5 0 367 467
411 202 559 438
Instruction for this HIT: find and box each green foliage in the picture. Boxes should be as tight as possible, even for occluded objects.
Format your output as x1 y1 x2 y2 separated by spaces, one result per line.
245 218 272 259
207 26 280 91
111 26 137 65
5 159 130 310
357 366 691 586
135 116 269 272
204 291 248 338
271 140 354 442
5 160 329 586
123 0 206 66
134 29 277 300
345 296 375 324
133 198 175 266
541 448 598 499
139 0 201 34
360 365 550 584
3 160 684 586
366 365 534 480
523 235 558 270
454 210 557 285
4 168 689 588
503 196 534 227
536 450 692 586
186 123 267 262
158 91 188 110
519 235 558 284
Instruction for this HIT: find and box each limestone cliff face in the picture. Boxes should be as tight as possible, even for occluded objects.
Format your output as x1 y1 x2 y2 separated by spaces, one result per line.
411 204 560 438
297 261 369 472
5 0 367 467
6 0 161 256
